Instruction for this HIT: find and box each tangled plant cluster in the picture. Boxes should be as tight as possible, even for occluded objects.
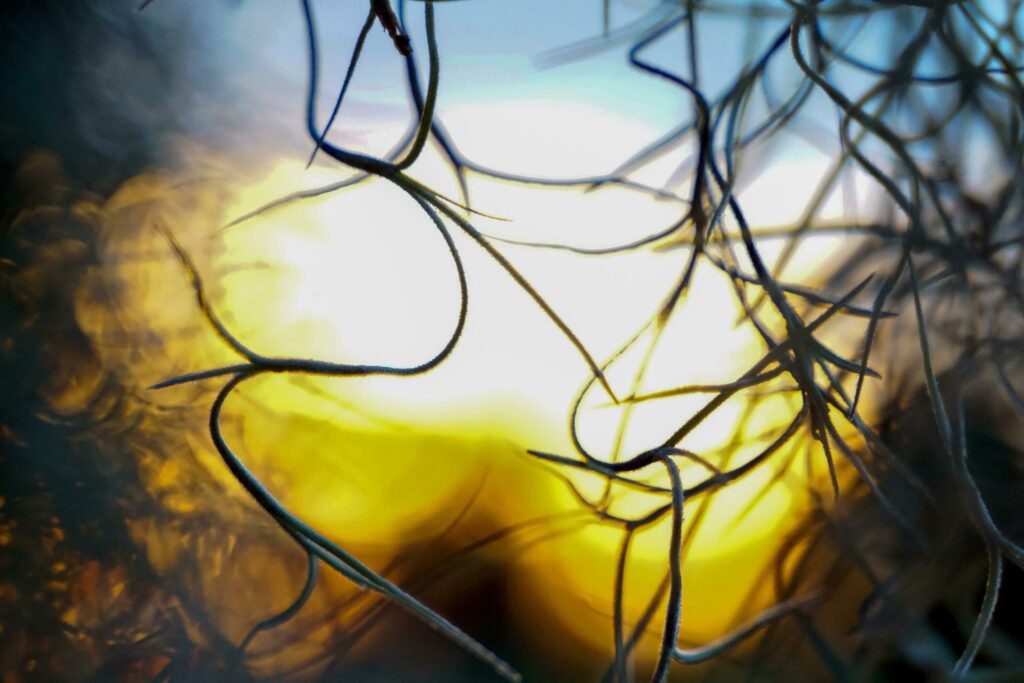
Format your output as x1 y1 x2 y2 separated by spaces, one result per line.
142 0 1024 679
17 0 1017 681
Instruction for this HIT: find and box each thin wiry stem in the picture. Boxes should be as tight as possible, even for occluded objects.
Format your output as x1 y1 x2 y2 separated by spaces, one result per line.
673 592 821 664
306 8 376 168
232 552 320 667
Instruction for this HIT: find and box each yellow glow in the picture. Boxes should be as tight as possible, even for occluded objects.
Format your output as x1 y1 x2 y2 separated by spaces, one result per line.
70 100 876 675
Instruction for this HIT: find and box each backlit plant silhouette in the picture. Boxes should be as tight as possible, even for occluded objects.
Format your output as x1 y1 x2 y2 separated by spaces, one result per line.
136 1 1024 681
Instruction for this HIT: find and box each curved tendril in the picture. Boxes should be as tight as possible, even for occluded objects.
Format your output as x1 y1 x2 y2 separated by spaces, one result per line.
673 592 822 664
209 371 520 681
155 187 468 387
232 552 320 667
307 8 376 168
393 0 438 171
648 455 684 683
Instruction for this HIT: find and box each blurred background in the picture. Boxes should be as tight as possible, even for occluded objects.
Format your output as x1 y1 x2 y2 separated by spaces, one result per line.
3 1 1024 681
